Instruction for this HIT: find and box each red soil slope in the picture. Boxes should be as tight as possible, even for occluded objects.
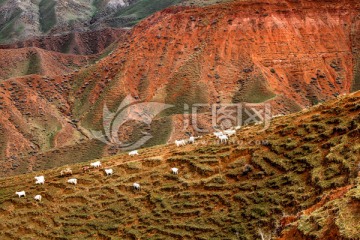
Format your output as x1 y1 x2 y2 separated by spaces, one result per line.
70 0 360 131
0 47 96 80
0 28 129 55
0 74 92 175
0 0 359 175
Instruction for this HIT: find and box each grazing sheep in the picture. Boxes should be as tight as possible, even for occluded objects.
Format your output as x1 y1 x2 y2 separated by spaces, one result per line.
133 183 141 190
104 169 113 176
171 168 179 175
188 136 195 144
34 195 42 202
129 150 139 156
219 134 228 143
35 176 45 185
271 114 284 119
175 140 186 147
15 191 26 198
60 168 72 176
82 166 90 173
90 161 101 168
224 129 236 136
67 178 77 185
213 132 223 137
35 180 44 185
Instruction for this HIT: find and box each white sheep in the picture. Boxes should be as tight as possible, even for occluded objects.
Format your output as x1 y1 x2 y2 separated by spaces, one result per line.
104 169 113 176
35 176 45 185
34 195 42 202
271 114 284 119
175 140 186 147
15 191 26 198
224 129 236 136
61 168 72 176
213 132 223 137
67 178 77 185
188 136 195 144
171 168 179 175
133 183 141 190
219 134 228 143
129 150 139 156
90 161 101 168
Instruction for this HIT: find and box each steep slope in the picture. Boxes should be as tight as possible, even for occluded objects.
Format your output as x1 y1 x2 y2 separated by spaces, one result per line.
0 91 358 239
91 0 182 28
0 47 95 80
70 0 359 135
88 0 233 29
0 0 359 176
351 12 360 92
279 184 360 239
0 0 135 44
0 75 89 175
0 0 238 45
0 28 129 55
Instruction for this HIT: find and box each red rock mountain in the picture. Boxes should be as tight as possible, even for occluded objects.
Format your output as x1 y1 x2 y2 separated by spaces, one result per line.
74 0 359 121
0 47 96 80
0 0 359 176
69 0 360 146
0 28 129 55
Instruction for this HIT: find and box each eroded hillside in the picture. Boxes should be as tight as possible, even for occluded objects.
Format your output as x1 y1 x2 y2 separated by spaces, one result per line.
68 0 360 156
0 47 95 80
0 0 133 43
0 75 88 176
71 0 359 129
0 0 193 44
0 90 358 239
0 28 128 55
0 0 359 176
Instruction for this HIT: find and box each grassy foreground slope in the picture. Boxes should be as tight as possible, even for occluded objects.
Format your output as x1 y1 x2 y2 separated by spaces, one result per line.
279 184 360 239
0 91 359 239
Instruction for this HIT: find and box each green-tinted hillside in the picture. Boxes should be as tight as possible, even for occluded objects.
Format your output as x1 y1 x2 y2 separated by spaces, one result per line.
0 91 359 239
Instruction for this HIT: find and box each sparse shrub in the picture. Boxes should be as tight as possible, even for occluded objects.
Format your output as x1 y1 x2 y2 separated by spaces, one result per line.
325 118 341 124
284 140 297 150
126 161 142 170
242 164 254 176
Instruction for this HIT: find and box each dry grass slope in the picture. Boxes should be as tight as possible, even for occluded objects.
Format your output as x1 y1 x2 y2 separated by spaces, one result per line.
0 91 359 239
